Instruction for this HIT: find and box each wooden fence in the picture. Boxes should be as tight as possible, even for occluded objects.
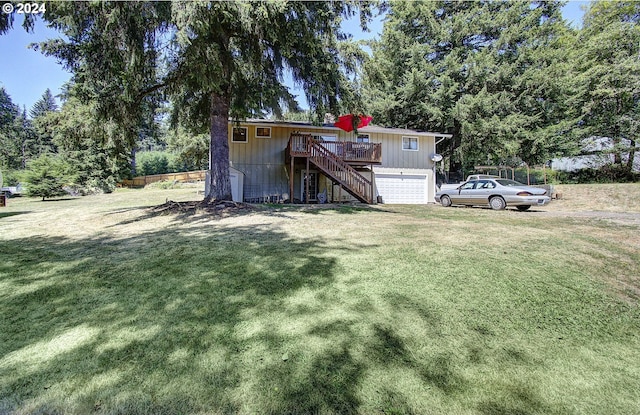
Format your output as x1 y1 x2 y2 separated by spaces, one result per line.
119 170 207 188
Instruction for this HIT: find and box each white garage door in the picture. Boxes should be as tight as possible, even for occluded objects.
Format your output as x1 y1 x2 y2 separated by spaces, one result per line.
375 174 428 204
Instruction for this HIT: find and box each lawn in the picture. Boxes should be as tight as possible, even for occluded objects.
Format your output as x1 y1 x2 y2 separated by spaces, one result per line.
1 185 639 415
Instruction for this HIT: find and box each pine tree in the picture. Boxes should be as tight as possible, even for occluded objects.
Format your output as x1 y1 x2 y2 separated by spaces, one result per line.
30 89 59 156
0 87 21 170
21 153 76 201
363 1 574 173
46 93 125 193
29 89 57 119
573 1 640 173
0 89 38 170
37 1 373 201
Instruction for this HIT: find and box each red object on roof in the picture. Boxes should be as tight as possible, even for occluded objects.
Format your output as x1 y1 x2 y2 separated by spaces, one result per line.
334 114 373 132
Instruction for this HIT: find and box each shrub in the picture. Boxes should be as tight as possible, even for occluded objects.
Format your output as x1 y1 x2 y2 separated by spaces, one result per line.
556 165 639 184
20 154 77 200
145 180 184 190
0 169 21 187
135 151 181 176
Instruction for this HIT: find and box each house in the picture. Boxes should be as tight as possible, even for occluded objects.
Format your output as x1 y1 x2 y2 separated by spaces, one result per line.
208 119 451 204
551 137 639 172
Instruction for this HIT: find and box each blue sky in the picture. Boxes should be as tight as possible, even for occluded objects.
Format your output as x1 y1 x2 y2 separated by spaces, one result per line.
0 1 588 114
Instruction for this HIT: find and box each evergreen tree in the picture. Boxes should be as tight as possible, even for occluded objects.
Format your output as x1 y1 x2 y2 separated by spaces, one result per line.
573 1 640 172
16 106 38 168
0 89 38 170
21 153 76 201
46 92 125 193
36 1 170 183
29 88 57 119
30 89 59 156
0 87 21 170
165 125 209 172
363 1 573 173
37 1 373 202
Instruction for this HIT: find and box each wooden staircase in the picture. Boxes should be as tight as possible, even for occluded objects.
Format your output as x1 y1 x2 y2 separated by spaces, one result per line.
288 134 375 204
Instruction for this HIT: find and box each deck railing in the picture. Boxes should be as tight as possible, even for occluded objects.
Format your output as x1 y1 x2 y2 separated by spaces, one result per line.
308 140 373 204
287 134 382 164
288 134 374 204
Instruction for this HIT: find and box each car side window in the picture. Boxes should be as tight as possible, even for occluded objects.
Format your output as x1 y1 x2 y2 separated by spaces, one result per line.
461 181 476 190
477 180 495 189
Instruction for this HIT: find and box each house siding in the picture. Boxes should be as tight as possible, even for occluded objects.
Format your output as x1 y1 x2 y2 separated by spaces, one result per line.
229 125 291 201
379 134 436 170
226 121 447 203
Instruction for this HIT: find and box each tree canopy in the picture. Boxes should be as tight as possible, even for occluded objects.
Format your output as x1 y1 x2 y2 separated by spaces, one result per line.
572 1 640 171
32 0 374 201
363 0 575 174
2 0 637 191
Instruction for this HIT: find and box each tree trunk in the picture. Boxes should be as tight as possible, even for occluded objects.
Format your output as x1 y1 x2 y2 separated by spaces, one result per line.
627 139 636 172
448 119 463 180
205 92 233 202
613 137 623 165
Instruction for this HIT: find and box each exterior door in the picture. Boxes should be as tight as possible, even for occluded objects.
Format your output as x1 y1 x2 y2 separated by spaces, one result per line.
301 171 319 202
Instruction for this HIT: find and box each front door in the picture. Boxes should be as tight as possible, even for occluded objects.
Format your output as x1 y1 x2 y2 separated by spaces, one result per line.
301 171 319 202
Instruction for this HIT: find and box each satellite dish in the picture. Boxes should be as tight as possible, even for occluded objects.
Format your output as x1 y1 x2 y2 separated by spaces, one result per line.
431 153 443 162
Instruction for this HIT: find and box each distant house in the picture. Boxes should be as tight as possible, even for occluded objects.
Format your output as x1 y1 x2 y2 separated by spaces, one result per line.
208 119 451 204
552 137 639 172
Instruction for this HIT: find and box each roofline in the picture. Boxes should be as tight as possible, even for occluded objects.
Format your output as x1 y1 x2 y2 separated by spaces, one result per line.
233 118 453 138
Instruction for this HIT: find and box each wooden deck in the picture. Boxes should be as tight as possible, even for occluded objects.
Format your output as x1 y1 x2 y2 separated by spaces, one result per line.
287 134 382 165
287 134 379 204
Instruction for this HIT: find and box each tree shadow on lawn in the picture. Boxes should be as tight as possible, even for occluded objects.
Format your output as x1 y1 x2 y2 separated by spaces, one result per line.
0 221 573 414
0 224 345 413
0 211 31 219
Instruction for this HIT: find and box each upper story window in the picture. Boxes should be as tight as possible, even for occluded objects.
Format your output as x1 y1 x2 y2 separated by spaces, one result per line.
232 127 248 143
256 127 271 138
402 136 418 151
357 134 370 143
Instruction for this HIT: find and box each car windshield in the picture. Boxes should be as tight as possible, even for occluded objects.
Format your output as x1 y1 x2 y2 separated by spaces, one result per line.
495 179 525 187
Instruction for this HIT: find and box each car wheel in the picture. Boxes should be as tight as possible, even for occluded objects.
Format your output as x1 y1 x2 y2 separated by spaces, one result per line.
516 205 531 211
489 196 506 210
440 195 452 207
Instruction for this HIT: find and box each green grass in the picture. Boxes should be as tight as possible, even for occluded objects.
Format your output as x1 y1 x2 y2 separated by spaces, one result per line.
1 188 639 414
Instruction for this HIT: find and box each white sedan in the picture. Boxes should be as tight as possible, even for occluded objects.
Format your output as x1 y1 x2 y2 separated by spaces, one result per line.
435 179 551 211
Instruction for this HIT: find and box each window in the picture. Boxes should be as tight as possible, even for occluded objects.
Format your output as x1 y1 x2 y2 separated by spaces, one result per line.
256 127 271 138
477 180 496 189
402 136 418 151
232 127 248 143
461 181 476 190
308 133 337 142
357 134 370 143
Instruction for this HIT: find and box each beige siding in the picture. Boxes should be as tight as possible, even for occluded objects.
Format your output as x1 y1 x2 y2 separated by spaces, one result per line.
225 121 441 203
229 126 291 201
378 134 436 170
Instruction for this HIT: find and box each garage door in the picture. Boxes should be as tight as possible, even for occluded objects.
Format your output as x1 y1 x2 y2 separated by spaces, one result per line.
375 174 428 204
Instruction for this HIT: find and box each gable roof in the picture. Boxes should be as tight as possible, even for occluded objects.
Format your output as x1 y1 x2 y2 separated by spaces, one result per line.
238 118 452 138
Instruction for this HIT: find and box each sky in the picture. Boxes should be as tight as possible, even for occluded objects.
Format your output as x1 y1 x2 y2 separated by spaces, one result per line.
0 1 588 114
